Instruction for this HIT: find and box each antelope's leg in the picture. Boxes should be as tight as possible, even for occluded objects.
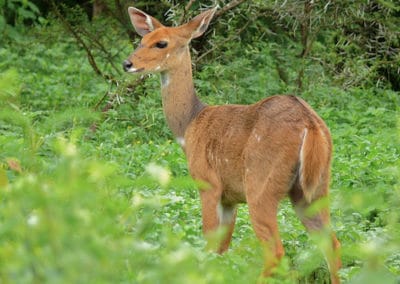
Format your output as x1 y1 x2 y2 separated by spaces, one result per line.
246 184 285 277
199 189 237 253
290 182 341 284
217 203 237 253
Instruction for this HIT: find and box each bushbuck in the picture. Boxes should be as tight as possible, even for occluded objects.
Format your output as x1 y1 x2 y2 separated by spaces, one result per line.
123 6 341 283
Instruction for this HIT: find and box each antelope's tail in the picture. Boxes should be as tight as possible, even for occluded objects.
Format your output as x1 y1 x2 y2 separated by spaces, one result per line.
299 127 331 203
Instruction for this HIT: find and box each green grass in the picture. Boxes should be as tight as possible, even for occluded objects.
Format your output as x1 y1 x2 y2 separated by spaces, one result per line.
0 24 399 283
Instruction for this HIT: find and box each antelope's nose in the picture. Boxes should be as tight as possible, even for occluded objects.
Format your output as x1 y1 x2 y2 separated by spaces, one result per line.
123 60 133 72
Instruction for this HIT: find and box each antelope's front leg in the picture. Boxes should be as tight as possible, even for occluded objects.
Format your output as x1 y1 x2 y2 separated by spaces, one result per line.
199 189 237 253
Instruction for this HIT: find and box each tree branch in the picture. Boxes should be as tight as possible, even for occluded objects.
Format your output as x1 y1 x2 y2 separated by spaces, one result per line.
215 0 248 18
49 0 113 82
178 0 196 24
195 14 254 63
78 27 122 75
297 0 314 91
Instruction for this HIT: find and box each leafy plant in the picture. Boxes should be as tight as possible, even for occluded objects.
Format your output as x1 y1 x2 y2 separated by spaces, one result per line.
0 0 40 42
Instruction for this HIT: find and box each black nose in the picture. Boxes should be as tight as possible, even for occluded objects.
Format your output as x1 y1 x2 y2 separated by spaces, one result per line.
123 60 133 71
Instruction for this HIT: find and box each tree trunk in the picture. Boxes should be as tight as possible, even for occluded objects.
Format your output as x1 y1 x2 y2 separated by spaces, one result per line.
92 0 106 18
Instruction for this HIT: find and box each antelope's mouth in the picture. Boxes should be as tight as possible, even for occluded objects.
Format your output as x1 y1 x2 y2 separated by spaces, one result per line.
126 67 145 73
122 59 145 73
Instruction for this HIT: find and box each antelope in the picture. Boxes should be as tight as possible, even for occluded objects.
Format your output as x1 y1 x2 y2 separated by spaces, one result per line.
123 6 341 283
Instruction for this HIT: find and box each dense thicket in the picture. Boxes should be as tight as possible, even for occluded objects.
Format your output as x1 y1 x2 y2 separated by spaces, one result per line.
2 0 399 91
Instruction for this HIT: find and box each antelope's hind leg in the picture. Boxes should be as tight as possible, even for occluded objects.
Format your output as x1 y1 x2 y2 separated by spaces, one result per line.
289 181 341 284
245 174 287 277
217 202 237 253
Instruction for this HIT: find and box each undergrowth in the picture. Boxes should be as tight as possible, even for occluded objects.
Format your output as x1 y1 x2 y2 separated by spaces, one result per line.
0 21 399 284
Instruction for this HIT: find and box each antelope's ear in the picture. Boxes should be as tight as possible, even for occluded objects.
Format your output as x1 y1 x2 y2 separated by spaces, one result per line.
128 7 164 37
184 7 217 39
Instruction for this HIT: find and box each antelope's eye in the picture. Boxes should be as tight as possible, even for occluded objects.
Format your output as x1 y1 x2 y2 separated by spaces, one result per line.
155 41 168 49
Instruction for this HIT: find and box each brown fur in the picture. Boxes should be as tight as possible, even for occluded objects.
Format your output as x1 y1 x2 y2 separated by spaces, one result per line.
125 7 341 284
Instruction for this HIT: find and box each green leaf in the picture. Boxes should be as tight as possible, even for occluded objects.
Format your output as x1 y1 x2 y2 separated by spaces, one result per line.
0 69 20 108
0 167 8 188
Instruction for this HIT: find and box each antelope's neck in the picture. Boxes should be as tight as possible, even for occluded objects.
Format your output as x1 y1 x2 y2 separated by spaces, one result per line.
160 50 205 138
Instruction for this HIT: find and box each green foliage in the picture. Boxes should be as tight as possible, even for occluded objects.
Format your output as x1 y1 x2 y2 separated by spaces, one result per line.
0 69 20 108
0 3 399 283
0 68 251 283
0 0 40 43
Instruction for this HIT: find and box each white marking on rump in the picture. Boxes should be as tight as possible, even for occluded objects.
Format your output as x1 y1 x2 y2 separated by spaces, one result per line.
217 202 235 225
299 128 312 202
299 128 308 188
176 137 185 147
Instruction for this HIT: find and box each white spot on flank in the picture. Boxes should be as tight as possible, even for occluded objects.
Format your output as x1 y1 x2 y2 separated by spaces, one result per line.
254 132 261 142
155 65 161 71
166 53 170 59
176 137 185 147
217 202 235 225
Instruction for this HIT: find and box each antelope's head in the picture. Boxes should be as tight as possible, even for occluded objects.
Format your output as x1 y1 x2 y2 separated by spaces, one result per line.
123 7 217 74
